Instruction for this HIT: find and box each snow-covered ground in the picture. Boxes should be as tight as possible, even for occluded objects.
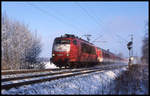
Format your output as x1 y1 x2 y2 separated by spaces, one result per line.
2 67 127 95
110 64 149 95
44 62 58 69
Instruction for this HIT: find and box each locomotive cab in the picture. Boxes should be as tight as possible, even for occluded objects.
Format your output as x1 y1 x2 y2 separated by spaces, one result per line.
51 34 79 68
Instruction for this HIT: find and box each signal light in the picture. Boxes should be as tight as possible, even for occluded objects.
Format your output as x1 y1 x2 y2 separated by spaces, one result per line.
52 54 55 56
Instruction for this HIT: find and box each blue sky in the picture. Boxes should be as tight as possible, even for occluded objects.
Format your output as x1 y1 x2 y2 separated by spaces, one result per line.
2 1 148 58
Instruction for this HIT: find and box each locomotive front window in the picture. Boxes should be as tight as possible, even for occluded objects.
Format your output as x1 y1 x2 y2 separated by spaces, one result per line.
73 40 77 45
55 39 70 44
53 39 71 52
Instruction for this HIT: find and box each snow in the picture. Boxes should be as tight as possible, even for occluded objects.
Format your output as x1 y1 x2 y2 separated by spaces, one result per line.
44 62 58 69
2 67 127 95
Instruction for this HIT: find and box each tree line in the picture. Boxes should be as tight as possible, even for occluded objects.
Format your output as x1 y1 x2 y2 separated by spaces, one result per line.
141 22 149 64
2 13 42 70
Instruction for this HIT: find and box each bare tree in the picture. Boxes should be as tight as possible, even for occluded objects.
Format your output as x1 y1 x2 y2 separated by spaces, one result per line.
141 22 149 64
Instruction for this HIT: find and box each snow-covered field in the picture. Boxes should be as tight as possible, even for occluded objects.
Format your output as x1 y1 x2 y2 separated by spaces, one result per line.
2 67 127 95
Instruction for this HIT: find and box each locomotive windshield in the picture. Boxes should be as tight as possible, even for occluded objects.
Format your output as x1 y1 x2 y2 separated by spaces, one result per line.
53 39 71 52
55 39 70 44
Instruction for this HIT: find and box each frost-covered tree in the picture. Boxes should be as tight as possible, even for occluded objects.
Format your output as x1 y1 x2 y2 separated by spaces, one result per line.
1 13 42 70
24 32 42 69
141 22 149 64
2 13 11 69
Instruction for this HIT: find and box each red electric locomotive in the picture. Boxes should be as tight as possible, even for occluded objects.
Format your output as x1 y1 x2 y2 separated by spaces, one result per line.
50 34 126 68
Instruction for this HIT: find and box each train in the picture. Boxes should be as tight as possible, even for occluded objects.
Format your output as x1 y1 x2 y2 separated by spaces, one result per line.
50 34 127 68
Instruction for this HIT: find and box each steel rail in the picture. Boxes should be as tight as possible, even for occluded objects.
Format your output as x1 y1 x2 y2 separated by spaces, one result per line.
1 68 66 75
1 67 99 82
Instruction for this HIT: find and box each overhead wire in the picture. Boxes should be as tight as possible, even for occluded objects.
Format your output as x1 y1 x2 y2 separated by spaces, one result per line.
27 2 129 48
83 5 106 43
75 2 131 57
115 33 128 43
45 4 86 35
75 2 103 30
75 2 129 45
80 3 129 44
25 2 82 32
74 2 106 43
74 2 128 48
83 4 104 26
91 35 103 43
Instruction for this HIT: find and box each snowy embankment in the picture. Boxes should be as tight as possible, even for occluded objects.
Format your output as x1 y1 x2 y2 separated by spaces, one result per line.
109 64 149 95
2 66 127 95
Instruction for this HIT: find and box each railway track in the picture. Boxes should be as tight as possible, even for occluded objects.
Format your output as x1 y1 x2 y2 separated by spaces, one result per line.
1 68 65 75
2 64 127 90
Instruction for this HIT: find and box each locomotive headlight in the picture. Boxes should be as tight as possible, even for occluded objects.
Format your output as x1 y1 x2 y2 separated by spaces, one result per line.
130 57 134 61
67 54 69 56
52 54 55 56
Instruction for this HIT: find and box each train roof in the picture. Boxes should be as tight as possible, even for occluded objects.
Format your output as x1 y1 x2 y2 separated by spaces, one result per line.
56 34 94 45
96 47 119 57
